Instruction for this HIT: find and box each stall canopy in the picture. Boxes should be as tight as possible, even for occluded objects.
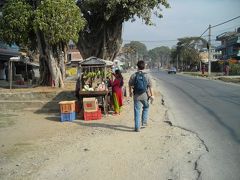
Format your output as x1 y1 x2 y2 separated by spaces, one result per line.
79 56 113 67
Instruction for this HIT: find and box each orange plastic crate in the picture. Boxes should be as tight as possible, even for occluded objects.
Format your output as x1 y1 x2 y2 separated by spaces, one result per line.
84 109 102 121
59 101 76 113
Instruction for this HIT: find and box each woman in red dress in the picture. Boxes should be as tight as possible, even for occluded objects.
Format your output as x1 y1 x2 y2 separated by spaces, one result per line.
109 69 123 114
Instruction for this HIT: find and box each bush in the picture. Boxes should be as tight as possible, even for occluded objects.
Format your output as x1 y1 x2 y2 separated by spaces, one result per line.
211 61 222 72
66 67 77 77
230 64 240 75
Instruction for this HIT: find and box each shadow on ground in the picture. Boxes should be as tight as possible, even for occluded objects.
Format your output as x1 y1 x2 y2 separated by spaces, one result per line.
34 90 76 114
73 120 134 132
43 112 134 132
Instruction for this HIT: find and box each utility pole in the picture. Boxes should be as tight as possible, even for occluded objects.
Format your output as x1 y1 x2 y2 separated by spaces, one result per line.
208 24 211 76
181 56 183 72
176 54 179 71
136 51 138 64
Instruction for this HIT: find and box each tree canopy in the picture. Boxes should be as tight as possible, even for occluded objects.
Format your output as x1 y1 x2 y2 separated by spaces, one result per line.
0 0 170 86
148 46 171 64
171 37 207 69
77 0 170 60
0 0 86 87
34 0 85 45
123 41 148 58
0 0 32 46
0 0 85 48
78 0 170 25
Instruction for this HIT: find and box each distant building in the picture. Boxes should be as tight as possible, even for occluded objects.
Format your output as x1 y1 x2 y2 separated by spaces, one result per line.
199 48 220 63
216 27 240 63
0 42 20 80
0 43 19 60
67 41 83 67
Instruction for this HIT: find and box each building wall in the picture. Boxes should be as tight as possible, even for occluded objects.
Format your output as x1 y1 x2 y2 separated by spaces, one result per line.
67 43 82 62
216 29 240 61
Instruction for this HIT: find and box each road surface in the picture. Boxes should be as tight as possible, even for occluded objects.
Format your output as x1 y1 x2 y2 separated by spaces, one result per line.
152 70 240 180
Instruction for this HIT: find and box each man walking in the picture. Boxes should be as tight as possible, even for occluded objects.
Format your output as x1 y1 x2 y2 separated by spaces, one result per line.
128 60 154 132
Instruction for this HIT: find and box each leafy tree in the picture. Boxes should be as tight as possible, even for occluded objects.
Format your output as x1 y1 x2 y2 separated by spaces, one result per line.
123 41 147 59
77 0 170 61
148 46 171 67
172 37 207 70
0 0 85 87
0 0 32 46
124 41 148 57
122 41 148 67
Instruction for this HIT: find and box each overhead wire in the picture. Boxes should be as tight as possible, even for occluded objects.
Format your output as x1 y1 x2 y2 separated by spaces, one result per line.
212 24 240 33
200 16 240 37
123 16 240 47
200 27 209 38
123 39 178 43
212 15 240 28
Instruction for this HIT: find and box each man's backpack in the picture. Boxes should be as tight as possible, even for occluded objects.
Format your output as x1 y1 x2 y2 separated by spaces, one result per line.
134 71 148 95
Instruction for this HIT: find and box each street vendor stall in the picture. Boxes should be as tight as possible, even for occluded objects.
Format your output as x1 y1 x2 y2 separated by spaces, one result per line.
8 56 39 89
77 57 113 115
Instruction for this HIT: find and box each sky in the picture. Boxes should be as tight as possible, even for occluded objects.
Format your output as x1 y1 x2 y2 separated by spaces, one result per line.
122 0 240 50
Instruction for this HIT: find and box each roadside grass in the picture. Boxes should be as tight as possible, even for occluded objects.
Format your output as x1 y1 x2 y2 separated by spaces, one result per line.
182 72 240 84
182 72 210 77
218 77 240 83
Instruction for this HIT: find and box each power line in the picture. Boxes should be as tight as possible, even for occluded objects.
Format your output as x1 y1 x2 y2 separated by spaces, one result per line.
210 25 240 38
199 16 240 37
212 24 240 33
123 16 240 46
212 15 240 28
200 27 209 37
123 39 178 43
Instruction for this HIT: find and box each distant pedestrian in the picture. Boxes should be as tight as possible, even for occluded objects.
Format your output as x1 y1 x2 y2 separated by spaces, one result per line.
128 60 154 132
224 64 230 76
195 65 198 71
226 65 230 76
201 64 205 75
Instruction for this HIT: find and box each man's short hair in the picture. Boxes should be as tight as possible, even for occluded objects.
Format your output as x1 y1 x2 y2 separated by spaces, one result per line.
137 60 145 70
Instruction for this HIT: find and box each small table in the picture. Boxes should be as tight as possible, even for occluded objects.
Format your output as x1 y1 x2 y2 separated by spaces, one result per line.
79 91 109 115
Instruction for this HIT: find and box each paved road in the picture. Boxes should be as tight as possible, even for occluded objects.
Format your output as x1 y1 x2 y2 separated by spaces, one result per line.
152 70 240 180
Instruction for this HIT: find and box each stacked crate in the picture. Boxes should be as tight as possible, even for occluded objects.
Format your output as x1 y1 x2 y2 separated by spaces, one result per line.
59 101 77 122
83 98 102 120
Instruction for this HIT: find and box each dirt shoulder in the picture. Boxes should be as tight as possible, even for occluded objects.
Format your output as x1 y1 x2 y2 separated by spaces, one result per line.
0 72 207 180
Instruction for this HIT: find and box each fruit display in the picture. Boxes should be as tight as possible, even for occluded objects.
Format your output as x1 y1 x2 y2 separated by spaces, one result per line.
80 68 112 92
78 57 113 92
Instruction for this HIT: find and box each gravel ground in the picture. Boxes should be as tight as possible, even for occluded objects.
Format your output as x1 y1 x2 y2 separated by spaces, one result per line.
0 72 207 180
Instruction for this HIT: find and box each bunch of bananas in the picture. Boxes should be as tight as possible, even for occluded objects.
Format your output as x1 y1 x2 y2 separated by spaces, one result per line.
83 70 109 79
106 71 112 78
83 72 96 79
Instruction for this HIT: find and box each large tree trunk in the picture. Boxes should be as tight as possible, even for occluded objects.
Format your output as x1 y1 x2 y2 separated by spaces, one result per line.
77 13 123 61
36 31 65 87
